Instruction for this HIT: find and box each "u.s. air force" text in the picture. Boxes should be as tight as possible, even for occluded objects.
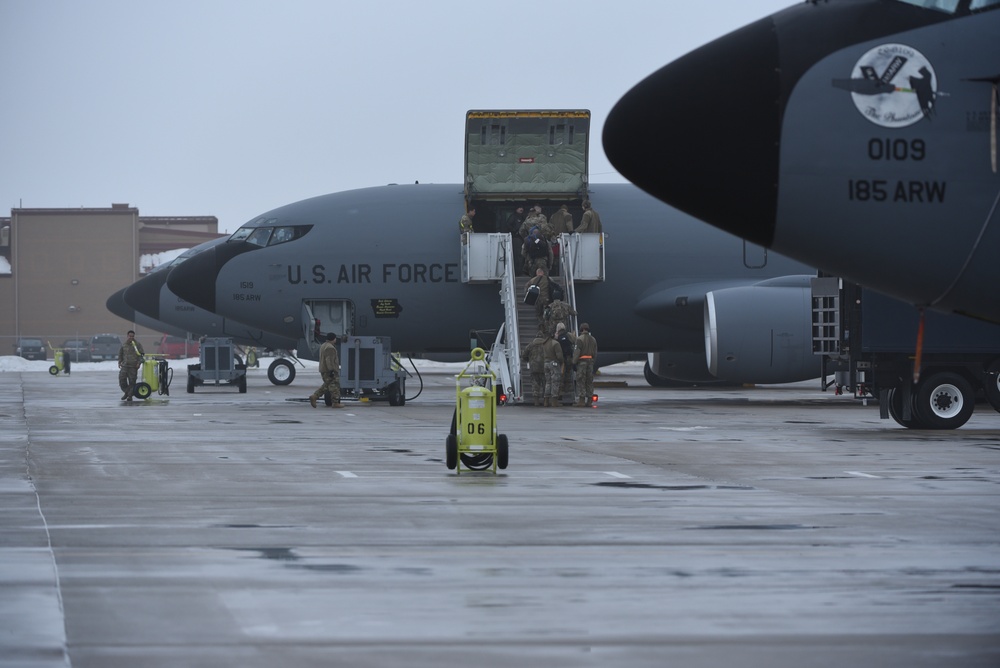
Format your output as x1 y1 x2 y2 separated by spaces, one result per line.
286 263 460 285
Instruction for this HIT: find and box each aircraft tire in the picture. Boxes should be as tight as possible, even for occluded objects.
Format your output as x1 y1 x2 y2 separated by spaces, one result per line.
912 371 974 430
267 358 295 386
983 360 1000 414
885 387 925 429
446 434 457 470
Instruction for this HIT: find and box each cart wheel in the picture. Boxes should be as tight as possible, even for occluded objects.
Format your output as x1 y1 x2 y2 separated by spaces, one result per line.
446 434 457 470
187 374 196 393
388 381 404 406
48 365 59 376
134 382 152 400
238 375 247 393
497 434 509 470
267 358 296 386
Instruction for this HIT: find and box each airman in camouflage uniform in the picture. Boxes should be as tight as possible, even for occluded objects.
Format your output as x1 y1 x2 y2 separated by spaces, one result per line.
573 199 602 234
309 332 343 408
555 323 577 400
518 205 550 240
526 267 552 321
573 323 598 407
542 299 577 339
117 330 145 402
523 334 547 406
548 204 573 236
458 207 476 234
541 331 564 407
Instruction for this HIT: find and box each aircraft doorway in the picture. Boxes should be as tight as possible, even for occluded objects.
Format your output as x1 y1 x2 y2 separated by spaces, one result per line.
301 299 355 357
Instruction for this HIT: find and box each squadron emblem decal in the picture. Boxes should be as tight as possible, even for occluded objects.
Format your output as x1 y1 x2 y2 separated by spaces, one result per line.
833 43 938 128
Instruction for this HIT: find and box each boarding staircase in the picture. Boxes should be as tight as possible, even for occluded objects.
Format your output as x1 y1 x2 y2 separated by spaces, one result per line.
461 232 605 403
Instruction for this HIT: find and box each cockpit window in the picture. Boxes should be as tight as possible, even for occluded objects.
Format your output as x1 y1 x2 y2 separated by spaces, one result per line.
229 221 312 247
894 0 960 12
970 0 1000 10
246 227 273 247
894 0 999 13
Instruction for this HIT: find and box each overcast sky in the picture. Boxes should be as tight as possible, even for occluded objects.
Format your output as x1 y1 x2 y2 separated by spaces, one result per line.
1 0 793 234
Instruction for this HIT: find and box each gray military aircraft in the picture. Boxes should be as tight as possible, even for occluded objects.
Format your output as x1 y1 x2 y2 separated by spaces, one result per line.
155 182 822 390
107 238 304 384
602 0 1000 323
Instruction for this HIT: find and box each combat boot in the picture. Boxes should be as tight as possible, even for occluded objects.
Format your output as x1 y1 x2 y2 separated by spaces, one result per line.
331 402 343 408
309 395 318 408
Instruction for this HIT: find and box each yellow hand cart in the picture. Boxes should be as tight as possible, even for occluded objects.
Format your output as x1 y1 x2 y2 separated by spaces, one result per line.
446 348 509 474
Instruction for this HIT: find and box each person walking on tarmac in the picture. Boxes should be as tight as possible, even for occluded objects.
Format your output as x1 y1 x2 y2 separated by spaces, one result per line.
309 332 343 408
573 323 598 407
541 328 565 407
117 330 145 402
523 333 547 406
458 207 476 234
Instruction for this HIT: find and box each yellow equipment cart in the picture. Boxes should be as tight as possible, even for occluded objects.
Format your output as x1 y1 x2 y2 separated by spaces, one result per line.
133 354 172 399
446 348 509 474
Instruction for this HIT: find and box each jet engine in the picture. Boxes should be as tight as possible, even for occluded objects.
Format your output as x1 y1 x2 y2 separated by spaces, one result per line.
704 276 819 384
645 349 724 386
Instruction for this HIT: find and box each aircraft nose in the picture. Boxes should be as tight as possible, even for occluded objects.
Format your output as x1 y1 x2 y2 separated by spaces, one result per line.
602 16 780 247
166 240 260 314
122 270 167 320
166 244 220 313
106 287 137 322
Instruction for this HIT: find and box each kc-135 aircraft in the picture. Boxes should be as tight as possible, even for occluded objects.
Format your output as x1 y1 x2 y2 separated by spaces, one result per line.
149 182 822 389
603 0 1000 323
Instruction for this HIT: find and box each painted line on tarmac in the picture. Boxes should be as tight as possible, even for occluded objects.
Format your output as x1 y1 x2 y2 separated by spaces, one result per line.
846 471 881 478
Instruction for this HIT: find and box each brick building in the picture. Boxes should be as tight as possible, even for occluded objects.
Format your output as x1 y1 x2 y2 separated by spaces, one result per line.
0 204 223 357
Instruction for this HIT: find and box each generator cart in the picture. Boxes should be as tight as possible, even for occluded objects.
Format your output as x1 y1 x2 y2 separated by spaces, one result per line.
446 347 509 474
187 338 247 393
331 336 409 406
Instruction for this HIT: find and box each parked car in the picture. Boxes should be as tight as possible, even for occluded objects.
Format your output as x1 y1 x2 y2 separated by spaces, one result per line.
60 339 92 362
156 334 200 359
13 338 46 360
89 333 122 361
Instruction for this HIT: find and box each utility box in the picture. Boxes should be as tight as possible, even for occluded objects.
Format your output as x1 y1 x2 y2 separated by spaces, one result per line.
187 337 247 393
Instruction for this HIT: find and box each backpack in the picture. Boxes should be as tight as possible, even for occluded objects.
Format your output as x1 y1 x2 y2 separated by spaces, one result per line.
526 236 549 259
557 332 573 360
549 280 564 302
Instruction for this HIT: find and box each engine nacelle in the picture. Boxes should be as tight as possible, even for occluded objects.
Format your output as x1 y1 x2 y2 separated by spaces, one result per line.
704 277 819 384
646 350 722 385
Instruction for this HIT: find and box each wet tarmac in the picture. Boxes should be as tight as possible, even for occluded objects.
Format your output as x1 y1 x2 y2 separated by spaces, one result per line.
2 362 999 667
